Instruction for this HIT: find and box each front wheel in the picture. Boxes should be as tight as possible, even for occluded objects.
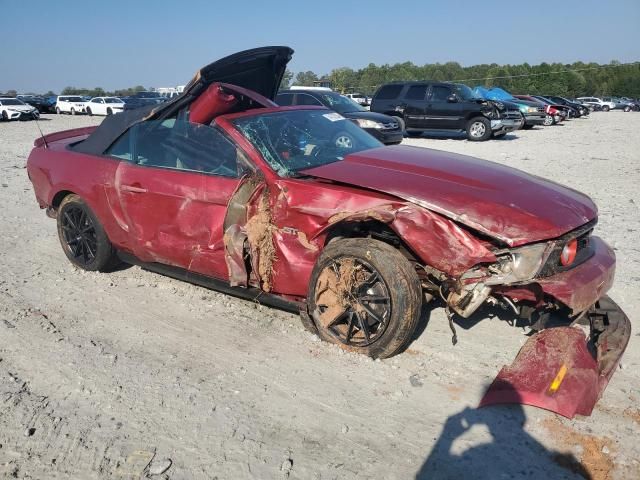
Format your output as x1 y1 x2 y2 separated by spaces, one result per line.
1 111 8 121
86 107 92 116
106 107 113 115
70 108 76 115
466 117 492 141
307 238 422 358
624 106 631 112
55 107 61 114
57 194 119 271
602 105 610 112
543 114 554 126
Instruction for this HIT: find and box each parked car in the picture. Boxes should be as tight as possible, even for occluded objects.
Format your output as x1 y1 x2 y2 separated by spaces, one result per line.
25 46 630 419
474 87 546 129
131 91 166 104
120 96 163 110
55 96 88 115
343 93 369 106
370 81 523 141
276 89 403 145
531 95 580 118
86 97 126 116
43 95 58 113
543 96 589 116
16 95 49 113
576 97 616 112
602 96 633 112
514 95 564 125
0 97 40 120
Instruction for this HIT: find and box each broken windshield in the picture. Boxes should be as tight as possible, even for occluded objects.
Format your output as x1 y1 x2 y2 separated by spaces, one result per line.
231 109 382 177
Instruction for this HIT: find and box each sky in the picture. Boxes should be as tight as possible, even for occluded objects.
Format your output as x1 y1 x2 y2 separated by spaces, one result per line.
1 0 639 93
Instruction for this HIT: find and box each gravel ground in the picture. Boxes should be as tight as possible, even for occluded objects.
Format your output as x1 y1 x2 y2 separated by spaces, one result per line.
0 112 639 479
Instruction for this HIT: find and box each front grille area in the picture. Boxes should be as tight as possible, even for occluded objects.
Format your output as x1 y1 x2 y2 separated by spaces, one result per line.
536 106 545 113
503 110 522 120
381 121 399 130
537 220 597 277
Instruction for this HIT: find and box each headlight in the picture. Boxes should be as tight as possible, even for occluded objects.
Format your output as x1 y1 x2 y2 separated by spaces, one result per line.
355 119 383 129
518 105 528 113
488 242 550 285
527 106 538 113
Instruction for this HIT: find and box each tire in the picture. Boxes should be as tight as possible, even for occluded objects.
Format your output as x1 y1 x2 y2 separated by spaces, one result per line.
70 108 76 115
602 105 610 112
1 111 7 121
56 194 119 272
55 107 61 114
624 106 631 112
543 114 554 126
106 107 113 115
466 117 492 141
86 107 92 116
405 131 422 138
307 238 422 358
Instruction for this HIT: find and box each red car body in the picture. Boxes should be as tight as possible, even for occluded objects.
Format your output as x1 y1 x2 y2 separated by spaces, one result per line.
515 94 565 123
26 47 629 417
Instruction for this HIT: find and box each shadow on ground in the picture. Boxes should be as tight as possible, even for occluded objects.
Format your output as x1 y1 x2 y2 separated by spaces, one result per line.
416 400 591 480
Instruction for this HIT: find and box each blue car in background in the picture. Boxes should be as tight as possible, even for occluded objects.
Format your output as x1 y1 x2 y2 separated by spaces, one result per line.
474 86 546 129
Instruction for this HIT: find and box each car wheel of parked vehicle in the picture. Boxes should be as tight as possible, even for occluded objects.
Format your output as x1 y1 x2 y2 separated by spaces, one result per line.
624 106 631 112
543 114 554 126
71 108 76 115
106 107 113 115
1 111 8 121
57 194 119 272
602 105 610 112
333 132 354 150
307 238 422 359
55 107 61 114
86 107 92 116
466 117 491 141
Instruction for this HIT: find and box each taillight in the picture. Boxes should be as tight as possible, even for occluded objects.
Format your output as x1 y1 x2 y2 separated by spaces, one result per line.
560 239 578 266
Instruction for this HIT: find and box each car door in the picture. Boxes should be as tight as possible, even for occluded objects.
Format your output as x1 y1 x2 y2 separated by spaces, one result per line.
425 84 463 129
107 116 246 280
402 84 429 129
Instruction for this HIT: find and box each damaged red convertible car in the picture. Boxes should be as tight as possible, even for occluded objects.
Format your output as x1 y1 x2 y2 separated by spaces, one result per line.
27 47 629 418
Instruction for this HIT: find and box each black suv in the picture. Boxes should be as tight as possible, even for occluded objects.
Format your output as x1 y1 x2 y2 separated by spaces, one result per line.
370 82 523 141
275 89 404 145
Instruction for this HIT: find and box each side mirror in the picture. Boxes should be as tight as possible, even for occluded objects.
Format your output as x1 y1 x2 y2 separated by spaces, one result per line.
447 95 458 103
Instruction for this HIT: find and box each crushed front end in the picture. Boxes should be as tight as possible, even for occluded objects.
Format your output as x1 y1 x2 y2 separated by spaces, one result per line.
431 219 631 418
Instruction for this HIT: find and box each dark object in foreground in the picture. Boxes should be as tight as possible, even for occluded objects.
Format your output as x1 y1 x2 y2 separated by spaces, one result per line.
26 46 630 417
480 296 630 418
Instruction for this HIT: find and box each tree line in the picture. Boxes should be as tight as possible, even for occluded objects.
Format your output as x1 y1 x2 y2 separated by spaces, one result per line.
284 60 640 97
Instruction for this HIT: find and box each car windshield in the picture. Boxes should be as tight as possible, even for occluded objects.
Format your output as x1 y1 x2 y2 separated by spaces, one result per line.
232 109 382 177
66 96 84 102
1 99 25 106
452 84 481 101
319 93 366 113
104 98 121 103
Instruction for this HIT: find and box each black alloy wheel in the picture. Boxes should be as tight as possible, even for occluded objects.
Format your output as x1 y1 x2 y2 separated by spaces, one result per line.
60 205 98 267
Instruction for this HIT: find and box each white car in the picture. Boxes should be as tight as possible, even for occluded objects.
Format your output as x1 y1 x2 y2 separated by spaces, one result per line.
344 93 369 106
55 96 88 115
0 97 40 121
576 97 616 112
86 97 126 116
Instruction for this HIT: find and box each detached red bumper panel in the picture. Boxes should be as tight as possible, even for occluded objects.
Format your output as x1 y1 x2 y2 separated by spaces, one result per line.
480 296 631 418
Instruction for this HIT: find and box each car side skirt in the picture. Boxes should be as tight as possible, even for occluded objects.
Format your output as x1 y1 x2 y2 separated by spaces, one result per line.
117 251 304 314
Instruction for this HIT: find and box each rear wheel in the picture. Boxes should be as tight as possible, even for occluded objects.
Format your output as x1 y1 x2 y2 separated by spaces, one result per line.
466 117 492 141
602 105 610 112
624 106 631 112
55 107 61 114
57 194 119 272
107 107 113 115
70 108 76 115
1 111 7 121
307 238 422 358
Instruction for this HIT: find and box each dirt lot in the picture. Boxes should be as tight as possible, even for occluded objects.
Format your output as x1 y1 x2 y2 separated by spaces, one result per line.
1 112 639 479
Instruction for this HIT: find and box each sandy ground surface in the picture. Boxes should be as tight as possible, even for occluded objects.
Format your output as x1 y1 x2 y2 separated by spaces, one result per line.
0 112 639 479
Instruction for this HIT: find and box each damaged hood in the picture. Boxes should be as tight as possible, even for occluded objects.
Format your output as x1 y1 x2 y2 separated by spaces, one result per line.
302 145 597 246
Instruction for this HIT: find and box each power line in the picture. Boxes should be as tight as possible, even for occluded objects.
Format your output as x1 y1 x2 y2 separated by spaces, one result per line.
454 61 640 82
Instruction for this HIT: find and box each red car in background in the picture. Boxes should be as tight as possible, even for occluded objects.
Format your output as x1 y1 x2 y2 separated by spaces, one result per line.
515 95 565 125
26 47 630 418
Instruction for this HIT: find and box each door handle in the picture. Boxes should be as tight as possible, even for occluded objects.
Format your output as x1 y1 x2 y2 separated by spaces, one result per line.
121 184 147 193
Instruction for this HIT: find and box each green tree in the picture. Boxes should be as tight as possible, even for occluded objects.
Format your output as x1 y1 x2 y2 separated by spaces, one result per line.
294 71 318 86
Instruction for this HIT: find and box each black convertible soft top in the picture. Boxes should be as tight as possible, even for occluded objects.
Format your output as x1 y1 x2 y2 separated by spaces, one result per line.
71 46 293 156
